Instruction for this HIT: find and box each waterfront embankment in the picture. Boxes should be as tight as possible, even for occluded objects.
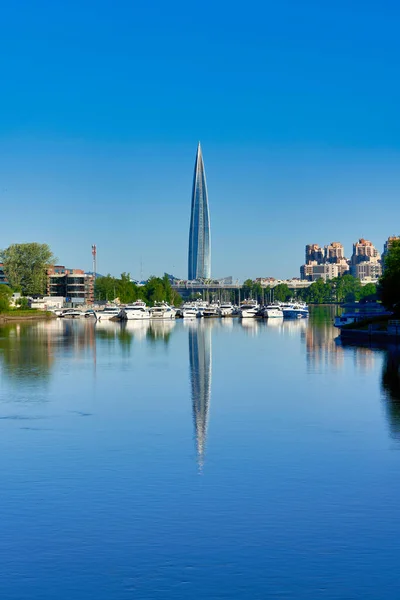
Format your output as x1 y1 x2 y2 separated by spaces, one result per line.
0 311 56 324
340 319 400 343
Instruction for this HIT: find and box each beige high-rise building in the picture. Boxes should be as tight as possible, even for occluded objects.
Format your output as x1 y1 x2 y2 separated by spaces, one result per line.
305 244 324 264
351 238 379 261
300 261 318 280
311 264 339 282
350 238 381 279
324 242 345 263
301 241 348 281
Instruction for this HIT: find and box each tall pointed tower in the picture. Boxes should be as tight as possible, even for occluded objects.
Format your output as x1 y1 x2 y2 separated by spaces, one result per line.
188 142 211 280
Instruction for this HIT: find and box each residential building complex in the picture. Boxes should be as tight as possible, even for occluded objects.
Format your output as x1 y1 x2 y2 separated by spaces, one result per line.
188 142 211 280
301 241 350 281
301 238 384 282
349 239 381 279
324 242 345 263
305 244 324 264
47 266 94 304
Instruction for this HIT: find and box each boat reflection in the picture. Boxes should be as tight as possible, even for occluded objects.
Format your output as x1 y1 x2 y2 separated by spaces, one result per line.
189 321 212 470
121 320 150 341
148 319 175 342
240 318 260 335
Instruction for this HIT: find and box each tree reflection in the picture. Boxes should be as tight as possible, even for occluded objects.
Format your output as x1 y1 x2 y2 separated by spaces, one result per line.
188 321 212 469
147 320 175 344
381 347 400 440
0 321 55 382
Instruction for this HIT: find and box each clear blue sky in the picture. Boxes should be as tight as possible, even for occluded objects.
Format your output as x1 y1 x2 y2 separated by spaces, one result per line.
1 0 399 280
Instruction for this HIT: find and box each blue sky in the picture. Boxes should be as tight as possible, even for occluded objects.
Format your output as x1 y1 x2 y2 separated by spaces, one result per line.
1 0 399 280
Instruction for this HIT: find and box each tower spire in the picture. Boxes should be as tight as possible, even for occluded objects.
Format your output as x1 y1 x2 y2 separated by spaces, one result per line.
188 143 211 280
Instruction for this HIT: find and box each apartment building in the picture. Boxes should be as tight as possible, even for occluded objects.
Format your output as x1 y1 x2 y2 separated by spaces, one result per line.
47 266 94 304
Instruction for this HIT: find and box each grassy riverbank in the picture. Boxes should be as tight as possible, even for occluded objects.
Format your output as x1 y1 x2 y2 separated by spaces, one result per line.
0 310 55 323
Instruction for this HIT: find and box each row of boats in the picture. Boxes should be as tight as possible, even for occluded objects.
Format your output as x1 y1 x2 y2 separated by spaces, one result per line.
57 299 308 321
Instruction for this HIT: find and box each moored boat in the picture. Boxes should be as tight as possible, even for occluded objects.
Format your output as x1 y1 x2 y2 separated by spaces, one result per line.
262 304 284 319
95 305 121 321
149 302 176 320
182 307 198 319
239 300 259 318
119 300 150 320
60 309 85 318
203 304 219 318
218 302 234 317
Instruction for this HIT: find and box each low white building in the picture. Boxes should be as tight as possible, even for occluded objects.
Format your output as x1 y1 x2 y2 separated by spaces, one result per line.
29 296 65 310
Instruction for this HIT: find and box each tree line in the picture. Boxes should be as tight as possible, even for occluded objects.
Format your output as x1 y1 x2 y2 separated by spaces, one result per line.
94 273 183 306
243 275 378 305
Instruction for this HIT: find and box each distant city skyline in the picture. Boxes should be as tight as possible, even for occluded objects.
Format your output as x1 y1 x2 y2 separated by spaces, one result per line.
1 1 399 280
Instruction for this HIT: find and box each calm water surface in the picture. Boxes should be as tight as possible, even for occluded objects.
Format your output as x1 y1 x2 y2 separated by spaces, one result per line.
0 308 400 599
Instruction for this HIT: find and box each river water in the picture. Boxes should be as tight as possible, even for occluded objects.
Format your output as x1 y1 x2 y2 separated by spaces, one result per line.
0 308 400 599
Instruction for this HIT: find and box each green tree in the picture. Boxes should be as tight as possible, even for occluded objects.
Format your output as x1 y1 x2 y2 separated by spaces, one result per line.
1 243 56 295
144 276 166 305
242 279 254 299
16 297 30 309
380 240 400 313
0 285 12 312
95 274 119 301
273 283 291 302
118 272 137 303
359 282 377 301
306 278 329 304
335 274 361 303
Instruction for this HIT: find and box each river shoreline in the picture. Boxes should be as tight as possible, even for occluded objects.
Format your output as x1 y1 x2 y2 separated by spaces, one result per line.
0 312 56 324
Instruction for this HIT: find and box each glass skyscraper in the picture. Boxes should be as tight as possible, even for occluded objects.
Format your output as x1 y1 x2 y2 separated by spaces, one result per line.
188 142 211 280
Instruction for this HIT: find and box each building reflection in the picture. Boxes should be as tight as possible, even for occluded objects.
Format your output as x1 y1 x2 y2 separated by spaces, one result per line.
303 320 344 371
189 321 212 469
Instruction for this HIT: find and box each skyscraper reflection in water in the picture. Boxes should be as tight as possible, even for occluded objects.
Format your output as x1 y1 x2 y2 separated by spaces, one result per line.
188 321 212 469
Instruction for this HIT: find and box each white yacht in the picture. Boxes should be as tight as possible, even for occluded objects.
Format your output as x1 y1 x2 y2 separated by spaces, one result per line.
196 303 208 318
119 300 150 320
263 304 284 319
95 305 121 321
203 304 219 318
182 306 198 319
282 302 309 319
61 309 85 319
149 302 176 320
239 301 259 318
219 302 234 317
178 301 206 318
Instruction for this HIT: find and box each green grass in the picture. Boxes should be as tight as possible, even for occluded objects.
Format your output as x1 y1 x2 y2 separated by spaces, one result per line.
0 309 53 318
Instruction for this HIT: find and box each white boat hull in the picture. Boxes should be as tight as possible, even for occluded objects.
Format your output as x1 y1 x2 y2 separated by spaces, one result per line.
264 309 283 318
124 311 150 320
95 312 120 320
182 310 198 319
240 309 258 318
